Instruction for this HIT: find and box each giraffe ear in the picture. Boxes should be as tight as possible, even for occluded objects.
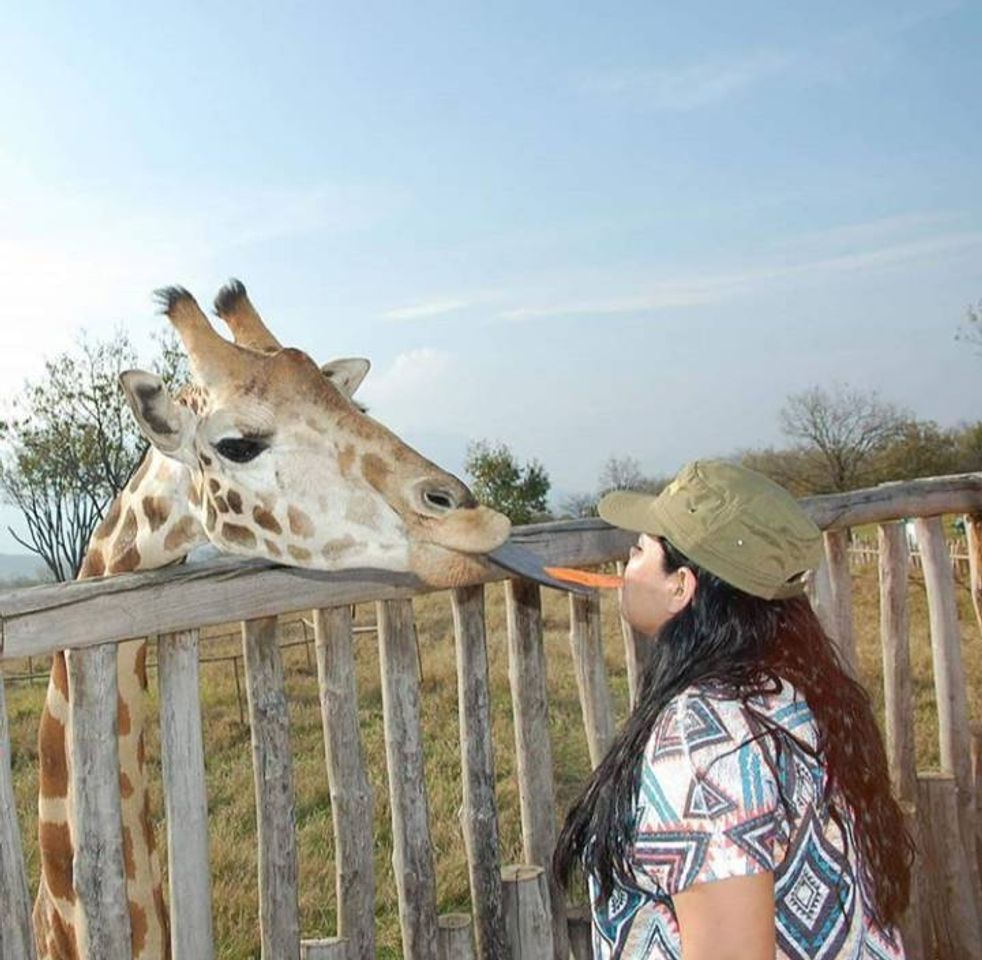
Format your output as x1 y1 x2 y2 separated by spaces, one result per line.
120 370 197 465
320 358 370 398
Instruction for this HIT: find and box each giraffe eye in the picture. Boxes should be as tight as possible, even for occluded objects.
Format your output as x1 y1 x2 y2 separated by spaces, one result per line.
214 437 268 463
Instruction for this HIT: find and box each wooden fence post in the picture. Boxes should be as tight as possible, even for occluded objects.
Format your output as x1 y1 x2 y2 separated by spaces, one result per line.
567 906 594 960
505 579 569 960
312 606 376 960
502 865 554 960
914 518 981 902
376 598 439 960
805 555 835 639
878 522 917 803
450 586 508 960
66 644 133 958
300 938 349 959
438 914 477 960
966 515 982 638
917 774 982 959
898 801 928 960
822 530 857 674
0 670 36 960
158 630 215 960
242 616 301 960
568 593 615 768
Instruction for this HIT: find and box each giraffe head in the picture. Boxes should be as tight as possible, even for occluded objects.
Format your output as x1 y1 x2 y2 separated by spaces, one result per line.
119 281 510 587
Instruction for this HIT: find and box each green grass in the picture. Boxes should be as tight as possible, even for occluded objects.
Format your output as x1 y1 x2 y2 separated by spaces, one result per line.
3 566 980 958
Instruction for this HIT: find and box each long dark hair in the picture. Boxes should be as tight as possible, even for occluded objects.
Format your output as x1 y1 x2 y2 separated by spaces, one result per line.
554 537 913 930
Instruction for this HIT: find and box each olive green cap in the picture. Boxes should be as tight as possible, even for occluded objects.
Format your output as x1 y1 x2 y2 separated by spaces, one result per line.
598 459 823 600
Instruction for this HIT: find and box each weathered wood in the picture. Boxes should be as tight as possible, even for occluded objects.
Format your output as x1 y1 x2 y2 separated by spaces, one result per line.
822 530 857 674
967 515 982 638
242 616 301 960
502 865 554 960
0 671 36 960
504 579 569 960
450 586 508 960
898 801 927 960
300 938 349 959
312 607 376 960
917 773 982 959
805 556 835 638
567 906 594 960
376 598 439 960
66 644 133 958
158 630 215 960
800 473 982 531
568 593 615 768
616 562 648 711
438 914 477 960
972 723 982 896
878 523 917 803
0 521 634 660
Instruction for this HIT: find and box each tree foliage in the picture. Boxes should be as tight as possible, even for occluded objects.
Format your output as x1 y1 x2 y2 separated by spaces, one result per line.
464 440 551 525
0 328 189 581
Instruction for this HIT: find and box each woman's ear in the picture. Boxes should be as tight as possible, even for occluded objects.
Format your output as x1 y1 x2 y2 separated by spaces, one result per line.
668 566 697 614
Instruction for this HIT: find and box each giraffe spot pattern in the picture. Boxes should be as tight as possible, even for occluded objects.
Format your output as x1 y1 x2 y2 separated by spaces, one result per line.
128 456 152 492
129 898 148 955
79 549 106 578
338 443 357 477
223 523 257 548
141 495 171 532
288 545 312 563
117 695 131 736
92 497 122 543
120 771 134 799
39 821 76 903
214 494 229 513
164 515 198 552
52 653 69 698
361 452 392 492
227 489 243 513
135 644 148 691
288 505 315 538
38 709 69 799
110 508 141 572
254 506 282 534
50 910 80 960
123 825 136 879
208 478 221 495
265 539 282 557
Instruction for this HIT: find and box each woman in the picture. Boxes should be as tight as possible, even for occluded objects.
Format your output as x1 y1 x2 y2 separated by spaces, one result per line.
554 459 912 960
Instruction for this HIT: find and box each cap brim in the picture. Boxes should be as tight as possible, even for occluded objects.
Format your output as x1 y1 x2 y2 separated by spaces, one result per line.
597 490 667 537
486 542 594 595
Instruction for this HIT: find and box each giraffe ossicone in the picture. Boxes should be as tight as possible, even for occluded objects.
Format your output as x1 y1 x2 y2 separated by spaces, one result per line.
32 280 510 960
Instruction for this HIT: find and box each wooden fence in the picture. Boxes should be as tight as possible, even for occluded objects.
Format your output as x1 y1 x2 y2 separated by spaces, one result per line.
0 472 981 959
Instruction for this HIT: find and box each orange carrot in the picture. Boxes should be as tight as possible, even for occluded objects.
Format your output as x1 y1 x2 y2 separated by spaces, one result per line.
544 567 624 589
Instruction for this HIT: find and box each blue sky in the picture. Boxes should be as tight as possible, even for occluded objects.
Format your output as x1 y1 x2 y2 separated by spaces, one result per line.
1 1 980 552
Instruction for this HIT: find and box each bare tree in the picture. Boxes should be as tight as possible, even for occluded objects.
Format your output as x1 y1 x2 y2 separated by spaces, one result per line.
779 384 909 493
598 455 666 495
956 299 982 354
0 328 188 580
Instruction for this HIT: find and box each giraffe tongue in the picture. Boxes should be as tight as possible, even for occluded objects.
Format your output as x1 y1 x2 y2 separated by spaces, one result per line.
485 542 595 595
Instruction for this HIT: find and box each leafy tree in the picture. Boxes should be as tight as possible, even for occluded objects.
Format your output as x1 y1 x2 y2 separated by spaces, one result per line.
0 327 188 581
779 384 909 493
464 440 551 525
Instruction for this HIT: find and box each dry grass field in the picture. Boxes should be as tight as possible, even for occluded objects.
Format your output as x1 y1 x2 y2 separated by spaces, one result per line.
3 560 980 958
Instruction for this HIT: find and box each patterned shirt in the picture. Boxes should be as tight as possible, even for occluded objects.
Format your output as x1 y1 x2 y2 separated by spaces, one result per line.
590 681 906 959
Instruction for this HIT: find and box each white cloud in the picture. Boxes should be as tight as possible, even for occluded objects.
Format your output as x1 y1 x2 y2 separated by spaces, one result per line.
579 51 792 111
381 299 470 321
361 347 455 416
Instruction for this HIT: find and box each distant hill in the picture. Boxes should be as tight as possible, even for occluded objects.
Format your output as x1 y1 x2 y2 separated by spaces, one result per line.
0 552 49 584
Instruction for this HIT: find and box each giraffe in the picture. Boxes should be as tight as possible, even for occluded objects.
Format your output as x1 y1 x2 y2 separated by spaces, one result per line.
32 280 511 960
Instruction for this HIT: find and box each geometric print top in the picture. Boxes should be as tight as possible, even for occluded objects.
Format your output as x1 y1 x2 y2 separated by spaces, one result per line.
589 681 906 960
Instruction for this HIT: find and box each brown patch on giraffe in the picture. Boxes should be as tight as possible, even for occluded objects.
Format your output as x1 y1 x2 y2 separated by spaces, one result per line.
137 732 146 771
189 481 203 508
154 458 173 483
344 496 377 528
227 489 243 513
129 898 148 956
142 792 157 853
206 501 217 530
91 497 122 542
322 535 357 561
338 443 357 478
200 453 212 466
79 548 106 579
50 911 80 960
223 522 257 548
361 452 393 493
208 478 221 494
52 652 69 698
135 644 148 691
110 508 140 572
142 495 171 532
123 825 136 879
214 493 229 513
288 545 312 563
254 506 282 534
153 883 169 950
117 694 131 737
120 770 134 799
128 456 152 492
38 708 69 798
288 505 315 538
39 821 76 903
265 539 282 557
164 515 198 552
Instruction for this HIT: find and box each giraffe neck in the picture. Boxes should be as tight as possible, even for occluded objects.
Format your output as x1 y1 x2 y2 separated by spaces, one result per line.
35 449 206 960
